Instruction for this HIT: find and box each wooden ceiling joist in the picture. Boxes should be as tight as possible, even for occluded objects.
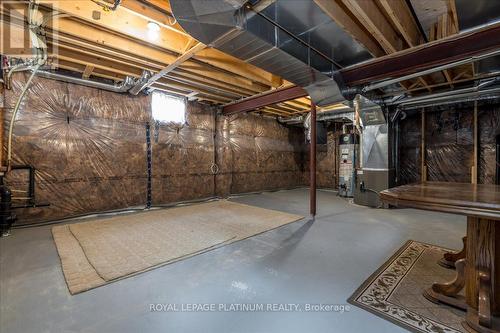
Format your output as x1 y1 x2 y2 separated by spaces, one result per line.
313 0 384 57
378 0 421 48
2 0 487 119
43 0 282 88
1 6 269 89
119 0 185 34
340 22 500 85
342 0 404 53
0 7 279 105
325 0 432 92
49 38 256 95
447 0 459 33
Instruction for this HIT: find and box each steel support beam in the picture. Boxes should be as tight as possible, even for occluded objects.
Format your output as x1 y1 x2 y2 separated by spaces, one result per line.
310 103 317 217
223 86 308 115
340 23 500 85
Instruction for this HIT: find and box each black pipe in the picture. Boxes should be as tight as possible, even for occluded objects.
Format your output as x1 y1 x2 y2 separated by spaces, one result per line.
0 183 15 235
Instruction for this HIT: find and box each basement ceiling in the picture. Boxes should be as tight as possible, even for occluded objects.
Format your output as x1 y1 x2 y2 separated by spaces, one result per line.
259 0 373 67
456 0 500 30
2 0 499 118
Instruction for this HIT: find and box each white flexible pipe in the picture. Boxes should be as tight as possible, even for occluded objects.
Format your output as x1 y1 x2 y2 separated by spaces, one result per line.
6 65 41 171
5 1 47 171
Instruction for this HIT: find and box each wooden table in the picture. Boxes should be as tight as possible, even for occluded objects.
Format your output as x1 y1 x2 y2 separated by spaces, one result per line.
380 182 500 333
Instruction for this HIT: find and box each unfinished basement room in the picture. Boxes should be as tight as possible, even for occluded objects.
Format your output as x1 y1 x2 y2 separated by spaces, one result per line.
0 0 499 332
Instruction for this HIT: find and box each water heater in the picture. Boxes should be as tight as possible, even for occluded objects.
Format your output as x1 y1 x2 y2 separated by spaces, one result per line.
338 134 359 197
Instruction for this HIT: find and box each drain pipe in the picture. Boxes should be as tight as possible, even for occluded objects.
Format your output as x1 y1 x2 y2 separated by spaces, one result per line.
278 116 304 126
401 87 500 110
396 78 500 107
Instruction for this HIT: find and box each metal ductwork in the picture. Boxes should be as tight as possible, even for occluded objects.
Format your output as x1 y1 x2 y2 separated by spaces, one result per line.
169 0 372 106
302 109 354 142
280 109 354 126
318 110 354 123
278 116 304 126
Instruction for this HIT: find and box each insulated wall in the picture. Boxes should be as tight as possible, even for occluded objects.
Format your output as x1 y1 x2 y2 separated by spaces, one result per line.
478 102 500 184
2 74 307 224
215 114 307 195
315 123 343 188
3 75 150 224
151 102 217 204
398 101 500 185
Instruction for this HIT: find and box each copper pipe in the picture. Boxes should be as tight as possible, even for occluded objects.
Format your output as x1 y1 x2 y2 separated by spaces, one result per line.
310 102 316 217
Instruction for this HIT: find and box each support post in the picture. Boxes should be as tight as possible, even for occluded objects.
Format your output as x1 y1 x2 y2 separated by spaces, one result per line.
0 82 4 173
0 101 3 172
310 102 317 217
472 100 478 184
421 109 427 182
145 123 152 209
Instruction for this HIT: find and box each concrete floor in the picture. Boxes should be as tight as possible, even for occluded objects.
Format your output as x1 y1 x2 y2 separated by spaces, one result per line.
0 188 466 333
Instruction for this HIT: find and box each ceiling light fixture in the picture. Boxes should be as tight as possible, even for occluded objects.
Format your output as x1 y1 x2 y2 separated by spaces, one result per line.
147 21 160 40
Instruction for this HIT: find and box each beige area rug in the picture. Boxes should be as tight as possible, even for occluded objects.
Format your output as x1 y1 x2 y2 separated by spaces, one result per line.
348 240 467 333
52 200 303 294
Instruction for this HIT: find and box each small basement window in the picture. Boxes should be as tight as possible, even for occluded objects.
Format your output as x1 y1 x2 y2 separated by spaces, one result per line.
151 91 186 124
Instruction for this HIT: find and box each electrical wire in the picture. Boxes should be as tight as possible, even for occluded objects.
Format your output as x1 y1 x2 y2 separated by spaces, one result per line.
90 0 122 11
41 12 70 25
168 16 177 26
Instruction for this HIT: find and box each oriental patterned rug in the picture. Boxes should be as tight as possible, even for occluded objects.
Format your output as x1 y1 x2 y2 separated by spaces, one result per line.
348 240 467 333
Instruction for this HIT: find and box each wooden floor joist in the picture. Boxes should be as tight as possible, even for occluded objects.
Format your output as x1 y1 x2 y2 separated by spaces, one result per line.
0 0 490 118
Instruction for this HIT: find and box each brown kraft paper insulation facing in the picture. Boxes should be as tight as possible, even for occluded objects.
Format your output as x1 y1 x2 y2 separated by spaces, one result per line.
3 74 308 224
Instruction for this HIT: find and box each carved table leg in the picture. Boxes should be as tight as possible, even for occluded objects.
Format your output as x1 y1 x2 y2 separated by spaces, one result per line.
439 236 467 269
423 258 467 310
462 217 500 333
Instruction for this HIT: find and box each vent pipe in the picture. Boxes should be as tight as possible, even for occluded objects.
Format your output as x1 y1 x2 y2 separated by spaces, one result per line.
35 70 136 93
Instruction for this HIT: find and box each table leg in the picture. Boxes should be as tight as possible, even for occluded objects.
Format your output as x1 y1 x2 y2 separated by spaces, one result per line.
439 236 467 269
462 217 500 333
423 258 467 310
